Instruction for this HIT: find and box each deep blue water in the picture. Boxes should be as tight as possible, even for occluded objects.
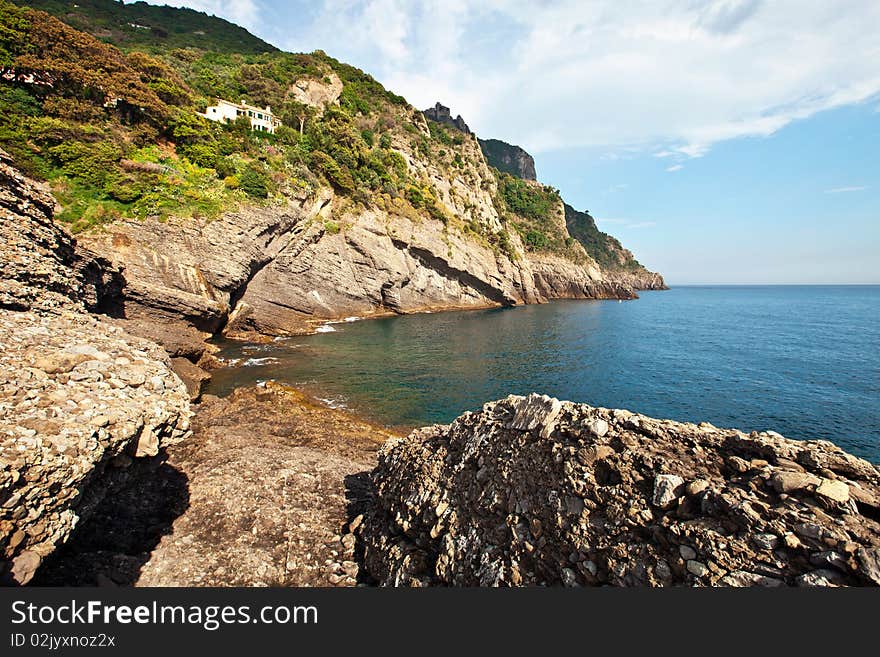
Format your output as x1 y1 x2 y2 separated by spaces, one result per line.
207 286 880 462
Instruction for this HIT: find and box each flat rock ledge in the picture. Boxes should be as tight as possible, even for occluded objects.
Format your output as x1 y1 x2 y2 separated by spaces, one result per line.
359 393 880 587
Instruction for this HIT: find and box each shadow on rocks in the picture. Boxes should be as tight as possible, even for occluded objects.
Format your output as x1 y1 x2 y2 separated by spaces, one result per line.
30 456 190 587
344 471 377 586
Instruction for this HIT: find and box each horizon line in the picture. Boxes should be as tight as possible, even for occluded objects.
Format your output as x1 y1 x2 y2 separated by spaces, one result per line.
662 283 880 287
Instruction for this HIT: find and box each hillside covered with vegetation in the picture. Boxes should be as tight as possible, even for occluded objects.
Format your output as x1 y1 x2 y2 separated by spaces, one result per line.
564 203 644 272
16 0 276 54
1 0 654 277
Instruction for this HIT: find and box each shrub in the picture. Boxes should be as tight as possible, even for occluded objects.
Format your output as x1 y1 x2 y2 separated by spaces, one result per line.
523 229 548 250
239 165 270 198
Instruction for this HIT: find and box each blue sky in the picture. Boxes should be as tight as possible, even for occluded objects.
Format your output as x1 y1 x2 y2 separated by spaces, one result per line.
144 1 879 284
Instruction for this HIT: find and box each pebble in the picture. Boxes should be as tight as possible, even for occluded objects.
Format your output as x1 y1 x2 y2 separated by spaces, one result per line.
652 474 684 508
686 560 710 578
679 545 697 561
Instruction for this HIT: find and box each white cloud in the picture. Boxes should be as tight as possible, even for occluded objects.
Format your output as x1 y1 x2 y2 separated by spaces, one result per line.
666 164 684 172
824 186 867 193
261 0 880 159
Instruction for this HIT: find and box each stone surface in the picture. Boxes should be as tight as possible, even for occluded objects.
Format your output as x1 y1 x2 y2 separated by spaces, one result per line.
770 471 820 494
0 152 191 584
815 479 850 504
422 102 472 134
170 357 211 402
653 475 685 509
35 384 398 587
0 309 191 584
0 148 123 315
358 393 880 586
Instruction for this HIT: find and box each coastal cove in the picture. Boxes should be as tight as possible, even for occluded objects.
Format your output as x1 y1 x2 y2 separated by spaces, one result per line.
2 0 879 592
208 285 880 463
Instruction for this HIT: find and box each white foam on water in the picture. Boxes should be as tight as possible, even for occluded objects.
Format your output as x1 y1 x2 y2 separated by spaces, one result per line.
314 324 336 333
317 396 348 410
243 356 280 366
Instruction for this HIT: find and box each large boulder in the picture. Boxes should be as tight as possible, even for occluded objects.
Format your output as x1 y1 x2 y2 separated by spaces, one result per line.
359 394 880 587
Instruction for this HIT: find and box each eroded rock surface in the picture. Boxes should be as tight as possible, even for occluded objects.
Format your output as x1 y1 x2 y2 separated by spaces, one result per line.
478 138 537 181
0 149 122 314
359 394 880 587
0 150 191 585
131 384 396 587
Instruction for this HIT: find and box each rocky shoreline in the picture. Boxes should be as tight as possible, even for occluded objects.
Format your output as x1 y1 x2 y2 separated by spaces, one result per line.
2 147 879 587
34 383 397 587
359 394 880 586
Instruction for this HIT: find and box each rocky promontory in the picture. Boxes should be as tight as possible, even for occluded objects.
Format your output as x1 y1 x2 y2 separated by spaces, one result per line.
358 394 880 586
0 149 191 585
478 138 538 181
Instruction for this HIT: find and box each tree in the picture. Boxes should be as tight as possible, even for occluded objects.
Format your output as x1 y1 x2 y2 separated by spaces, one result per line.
279 99 315 134
10 8 169 123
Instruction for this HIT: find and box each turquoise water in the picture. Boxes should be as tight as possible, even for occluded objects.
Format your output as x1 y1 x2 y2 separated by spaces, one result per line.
207 286 880 462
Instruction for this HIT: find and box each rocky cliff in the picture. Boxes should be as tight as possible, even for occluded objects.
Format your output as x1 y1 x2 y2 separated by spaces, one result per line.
564 203 667 290
1 8 665 344
77 109 662 339
422 102 472 134
478 138 537 181
359 393 880 586
0 149 191 585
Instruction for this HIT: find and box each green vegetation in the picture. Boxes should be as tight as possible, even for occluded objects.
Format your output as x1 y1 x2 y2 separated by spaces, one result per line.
492 170 579 258
0 1 447 231
1 0 644 275
564 203 643 272
14 0 276 54
497 173 558 223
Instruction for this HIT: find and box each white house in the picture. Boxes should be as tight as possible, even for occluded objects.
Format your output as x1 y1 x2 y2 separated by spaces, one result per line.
199 98 282 134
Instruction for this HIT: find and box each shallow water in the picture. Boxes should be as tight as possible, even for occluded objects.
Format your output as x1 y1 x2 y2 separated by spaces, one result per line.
207 286 880 462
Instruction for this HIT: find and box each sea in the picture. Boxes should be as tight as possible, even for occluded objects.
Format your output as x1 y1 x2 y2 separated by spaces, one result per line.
206 286 880 462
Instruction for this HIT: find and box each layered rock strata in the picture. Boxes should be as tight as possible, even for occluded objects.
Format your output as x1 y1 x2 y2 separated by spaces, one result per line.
0 150 191 585
359 394 880 587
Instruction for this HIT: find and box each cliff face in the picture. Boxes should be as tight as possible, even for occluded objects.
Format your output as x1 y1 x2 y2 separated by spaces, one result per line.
78 114 660 338
0 150 191 585
478 138 537 181
0 150 123 315
2 6 664 343
359 394 880 587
